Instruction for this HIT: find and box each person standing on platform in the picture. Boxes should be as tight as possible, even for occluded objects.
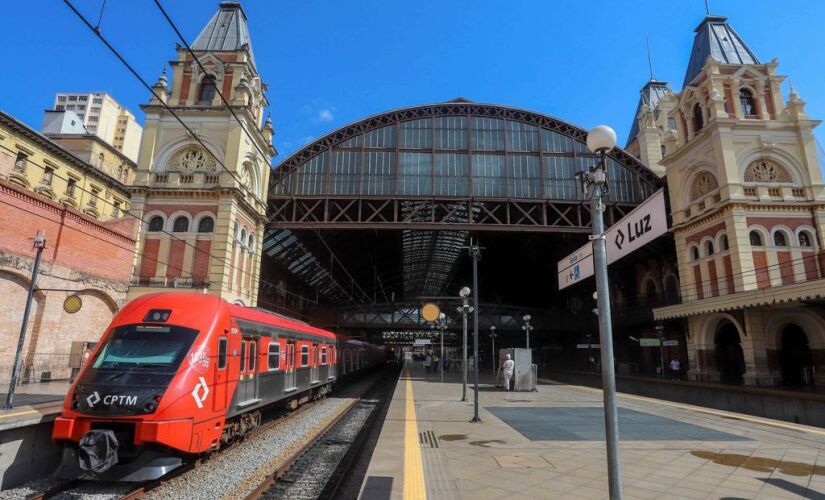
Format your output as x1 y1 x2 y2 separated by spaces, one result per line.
670 358 681 380
502 353 515 391
424 353 432 374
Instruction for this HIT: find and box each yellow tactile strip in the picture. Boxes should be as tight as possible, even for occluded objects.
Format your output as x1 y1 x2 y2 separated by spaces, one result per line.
403 366 427 500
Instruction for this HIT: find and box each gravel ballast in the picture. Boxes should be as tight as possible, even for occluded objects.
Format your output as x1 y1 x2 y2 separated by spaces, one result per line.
146 396 356 500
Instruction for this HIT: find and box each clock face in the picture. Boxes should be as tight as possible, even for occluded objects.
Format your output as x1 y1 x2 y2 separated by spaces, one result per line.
64 294 83 314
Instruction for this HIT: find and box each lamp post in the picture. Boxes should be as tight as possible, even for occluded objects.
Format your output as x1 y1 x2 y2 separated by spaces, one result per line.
490 325 497 379
459 287 471 402
467 239 482 423
439 312 446 384
578 125 623 499
655 324 665 378
6 233 46 410
522 314 533 349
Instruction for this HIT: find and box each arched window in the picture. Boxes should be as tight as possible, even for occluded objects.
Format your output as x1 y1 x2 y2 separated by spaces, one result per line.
198 75 217 103
799 231 813 247
248 234 255 252
721 234 729 251
198 216 214 233
173 216 189 232
773 231 788 247
148 216 164 232
692 104 704 133
749 231 763 246
690 246 700 261
705 241 714 256
664 275 680 302
739 88 756 116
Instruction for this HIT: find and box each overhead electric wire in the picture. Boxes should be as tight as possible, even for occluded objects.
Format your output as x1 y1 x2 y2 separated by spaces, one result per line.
0 143 317 304
62 0 369 306
151 0 375 306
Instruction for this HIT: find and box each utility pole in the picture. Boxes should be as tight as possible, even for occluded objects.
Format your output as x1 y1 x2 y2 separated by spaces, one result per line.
466 239 482 423
459 287 471 402
490 326 497 378
439 312 445 384
5 233 46 409
579 125 623 499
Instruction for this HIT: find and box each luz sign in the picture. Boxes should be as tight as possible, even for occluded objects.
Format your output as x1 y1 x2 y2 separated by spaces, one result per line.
558 190 667 290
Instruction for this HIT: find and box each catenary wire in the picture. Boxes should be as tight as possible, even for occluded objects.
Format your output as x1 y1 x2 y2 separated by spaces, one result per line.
66 0 373 305
60 0 370 306
0 143 324 304
150 0 375 305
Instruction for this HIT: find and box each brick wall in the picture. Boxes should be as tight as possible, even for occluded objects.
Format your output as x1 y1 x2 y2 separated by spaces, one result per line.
0 180 132 383
0 179 136 282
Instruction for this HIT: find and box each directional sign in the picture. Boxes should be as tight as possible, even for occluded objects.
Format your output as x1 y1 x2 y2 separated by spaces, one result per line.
557 252 594 291
605 190 667 265
662 340 679 347
639 338 661 347
414 339 432 346
557 189 667 290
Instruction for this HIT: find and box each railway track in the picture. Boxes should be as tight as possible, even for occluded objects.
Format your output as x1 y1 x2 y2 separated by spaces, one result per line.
21 392 320 500
16 366 399 500
249 364 400 499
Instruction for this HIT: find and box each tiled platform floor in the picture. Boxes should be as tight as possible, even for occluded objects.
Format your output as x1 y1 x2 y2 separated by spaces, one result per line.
359 362 825 500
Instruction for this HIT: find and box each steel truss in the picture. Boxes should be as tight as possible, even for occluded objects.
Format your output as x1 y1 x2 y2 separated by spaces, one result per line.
329 301 582 332
267 197 636 232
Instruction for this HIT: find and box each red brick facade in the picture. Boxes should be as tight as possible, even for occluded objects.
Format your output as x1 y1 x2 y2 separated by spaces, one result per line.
0 179 136 384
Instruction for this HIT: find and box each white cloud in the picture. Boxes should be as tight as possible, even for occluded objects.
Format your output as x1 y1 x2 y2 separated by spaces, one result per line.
317 109 334 122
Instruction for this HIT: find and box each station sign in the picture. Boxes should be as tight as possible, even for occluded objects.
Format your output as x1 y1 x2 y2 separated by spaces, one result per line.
639 338 661 347
413 339 432 346
662 340 679 347
557 190 667 290
576 343 601 349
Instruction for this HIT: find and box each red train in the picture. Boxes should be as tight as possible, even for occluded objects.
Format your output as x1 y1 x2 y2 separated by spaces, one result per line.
52 293 384 481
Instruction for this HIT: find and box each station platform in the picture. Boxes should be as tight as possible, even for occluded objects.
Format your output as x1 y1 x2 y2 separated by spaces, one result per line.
359 361 825 500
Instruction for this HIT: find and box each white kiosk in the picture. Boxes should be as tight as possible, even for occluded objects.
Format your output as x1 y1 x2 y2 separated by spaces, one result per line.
497 348 537 391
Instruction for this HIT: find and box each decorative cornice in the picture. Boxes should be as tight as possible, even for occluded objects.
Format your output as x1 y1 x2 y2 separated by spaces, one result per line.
0 110 128 192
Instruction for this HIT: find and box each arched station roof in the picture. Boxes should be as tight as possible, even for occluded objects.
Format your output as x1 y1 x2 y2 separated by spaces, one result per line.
271 99 662 202
263 100 664 303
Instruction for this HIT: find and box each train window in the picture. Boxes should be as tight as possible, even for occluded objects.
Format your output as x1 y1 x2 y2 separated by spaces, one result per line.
268 342 280 371
240 341 247 371
249 342 256 371
301 345 309 367
218 337 228 370
321 347 327 365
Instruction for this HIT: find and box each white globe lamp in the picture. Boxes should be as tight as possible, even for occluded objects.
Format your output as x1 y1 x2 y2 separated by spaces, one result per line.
586 125 617 153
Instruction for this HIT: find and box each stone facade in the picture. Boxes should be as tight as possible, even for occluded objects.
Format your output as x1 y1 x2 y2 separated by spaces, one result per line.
127 1 275 306
639 15 825 387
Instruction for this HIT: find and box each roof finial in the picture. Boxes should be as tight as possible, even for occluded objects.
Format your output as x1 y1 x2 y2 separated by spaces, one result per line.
645 34 655 81
788 78 799 101
704 0 711 15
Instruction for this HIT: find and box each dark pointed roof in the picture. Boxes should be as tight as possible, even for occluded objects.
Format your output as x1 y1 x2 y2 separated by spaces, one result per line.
192 2 256 68
626 79 671 147
683 15 759 87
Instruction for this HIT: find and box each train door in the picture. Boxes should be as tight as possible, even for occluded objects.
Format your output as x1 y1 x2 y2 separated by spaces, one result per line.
310 343 320 383
212 336 229 412
284 341 296 391
237 337 260 406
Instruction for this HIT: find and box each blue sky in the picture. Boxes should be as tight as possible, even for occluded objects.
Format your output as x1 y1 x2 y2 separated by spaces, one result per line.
2 1 824 163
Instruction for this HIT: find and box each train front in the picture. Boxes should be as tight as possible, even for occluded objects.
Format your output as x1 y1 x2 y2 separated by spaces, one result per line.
52 293 229 481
